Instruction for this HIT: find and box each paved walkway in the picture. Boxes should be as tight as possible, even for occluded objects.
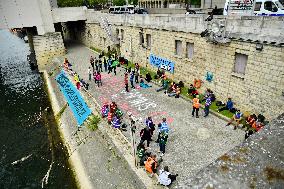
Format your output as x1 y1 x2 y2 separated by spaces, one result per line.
64 42 245 187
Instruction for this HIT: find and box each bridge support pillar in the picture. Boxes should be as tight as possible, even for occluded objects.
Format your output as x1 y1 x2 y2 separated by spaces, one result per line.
33 32 65 71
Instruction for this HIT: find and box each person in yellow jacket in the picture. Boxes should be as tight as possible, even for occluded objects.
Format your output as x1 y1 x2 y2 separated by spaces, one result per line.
192 95 200 118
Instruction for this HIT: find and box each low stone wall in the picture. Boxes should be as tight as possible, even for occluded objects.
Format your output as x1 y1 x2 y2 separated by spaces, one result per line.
33 32 65 71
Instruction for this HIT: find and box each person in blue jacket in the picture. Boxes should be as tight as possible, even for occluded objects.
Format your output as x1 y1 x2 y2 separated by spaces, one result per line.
218 98 235 113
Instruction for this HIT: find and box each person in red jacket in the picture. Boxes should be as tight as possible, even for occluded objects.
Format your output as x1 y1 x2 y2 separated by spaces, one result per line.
124 73 129 92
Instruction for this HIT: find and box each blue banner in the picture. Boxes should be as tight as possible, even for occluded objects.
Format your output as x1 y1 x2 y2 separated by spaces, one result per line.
55 71 91 126
149 54 175 73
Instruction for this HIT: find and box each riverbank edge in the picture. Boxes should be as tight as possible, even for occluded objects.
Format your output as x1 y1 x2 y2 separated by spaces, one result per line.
42 69 158 189
42 70 93 189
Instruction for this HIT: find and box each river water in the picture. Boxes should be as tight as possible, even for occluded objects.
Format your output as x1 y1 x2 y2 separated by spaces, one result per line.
0 30 77 188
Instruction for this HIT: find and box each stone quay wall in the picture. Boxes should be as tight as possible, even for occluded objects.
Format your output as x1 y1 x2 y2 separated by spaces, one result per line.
70 13 284 120
33 32 65 71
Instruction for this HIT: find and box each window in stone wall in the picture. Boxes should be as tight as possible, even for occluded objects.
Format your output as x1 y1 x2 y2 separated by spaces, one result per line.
121 29 124 41
186 42 194 60
103 37 106 47
146 34 151 48
139 32 144 44
116 29 119 39
175 40 182 56
234 53 248 75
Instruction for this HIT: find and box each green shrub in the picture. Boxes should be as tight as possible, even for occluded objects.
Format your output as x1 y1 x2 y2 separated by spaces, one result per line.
87 114 100 131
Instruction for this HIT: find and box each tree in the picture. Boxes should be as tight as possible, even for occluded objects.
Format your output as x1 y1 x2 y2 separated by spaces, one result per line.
88 0 107 6
57 0 84 7
113 0 126 6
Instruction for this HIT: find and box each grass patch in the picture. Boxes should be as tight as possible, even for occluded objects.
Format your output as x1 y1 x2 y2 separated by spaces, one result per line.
90 46 102 53
87 114 100 131
55 103 68 121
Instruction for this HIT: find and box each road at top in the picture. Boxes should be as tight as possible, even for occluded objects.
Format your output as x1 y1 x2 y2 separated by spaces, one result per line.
63 41 245 187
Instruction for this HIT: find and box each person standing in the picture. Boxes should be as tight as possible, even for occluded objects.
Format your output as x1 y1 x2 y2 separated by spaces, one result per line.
113 65 117 75
103 57 107 72
124 73 129 92
192 95 200 118
204 95 212 117
95 57 99 71
135 71 139 83
108 57 112 74
99 59 103 72
145 117 155 137
130 71 135 89
88 67 92 81
159 131 168 155
156 118 169 143
96 72 102 87
90 56 94 71
138 126 152 147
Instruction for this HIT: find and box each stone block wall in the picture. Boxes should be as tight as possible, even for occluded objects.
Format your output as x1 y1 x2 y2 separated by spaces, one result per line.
33 32 65 71
75 22 284 120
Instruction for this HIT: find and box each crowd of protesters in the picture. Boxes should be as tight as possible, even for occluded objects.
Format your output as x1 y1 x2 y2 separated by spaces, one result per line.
62 50 267 187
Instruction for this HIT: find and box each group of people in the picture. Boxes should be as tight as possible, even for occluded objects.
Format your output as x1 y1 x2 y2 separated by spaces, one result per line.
124 63 153 92
136 117 178 186
101 101 124 129
63 58 89 90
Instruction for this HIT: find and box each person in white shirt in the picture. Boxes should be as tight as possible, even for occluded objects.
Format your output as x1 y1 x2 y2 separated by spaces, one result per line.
158 166 178 186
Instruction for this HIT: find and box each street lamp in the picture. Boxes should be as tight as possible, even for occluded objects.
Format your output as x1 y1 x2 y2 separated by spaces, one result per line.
128 112 138 167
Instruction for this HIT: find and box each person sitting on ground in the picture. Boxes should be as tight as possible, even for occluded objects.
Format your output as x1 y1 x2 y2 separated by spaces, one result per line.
166 82 177 95
107 111 114 124
246 114 257 128
137 144 149 166
156 68 162 79
156 79 169 92
218 98 235 113
114 107 123 118
101 103 109 118
252 119 265 132
145 72 152 83
168 85 180 98
112 115 121 129
158 166 178 186
140 79 152 88
188 84 198 97
140 151 151 166
226 109 243 130
80 79 89 90
145 154 158 176
160 71 167 86
110 102 117 113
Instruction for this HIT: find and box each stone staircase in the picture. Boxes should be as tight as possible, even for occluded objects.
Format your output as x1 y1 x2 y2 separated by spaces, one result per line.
99 16 119 45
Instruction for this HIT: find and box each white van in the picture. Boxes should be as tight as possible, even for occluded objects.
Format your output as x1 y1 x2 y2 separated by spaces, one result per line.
224 0 284 16
109 5 135 14
254 0 284 15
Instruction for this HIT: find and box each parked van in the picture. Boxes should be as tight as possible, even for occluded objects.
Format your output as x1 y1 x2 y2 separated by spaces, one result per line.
109 5 135 14
223 0 284 16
